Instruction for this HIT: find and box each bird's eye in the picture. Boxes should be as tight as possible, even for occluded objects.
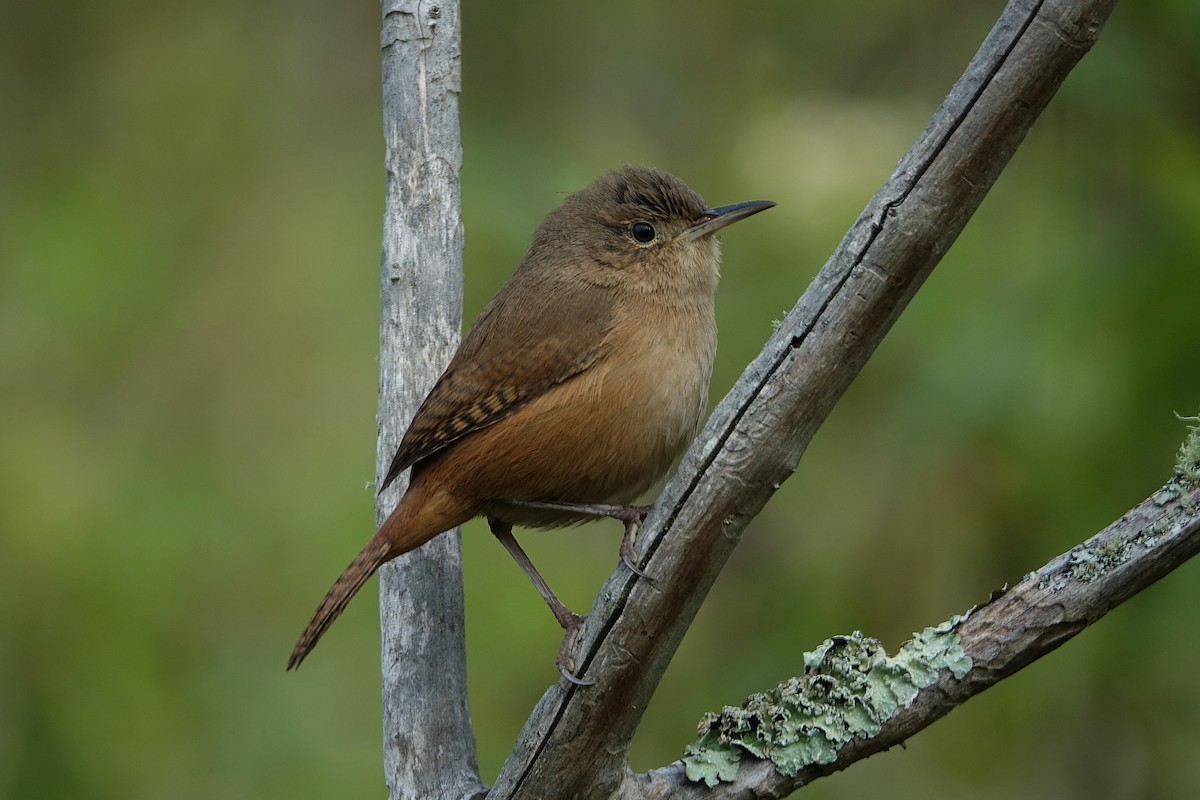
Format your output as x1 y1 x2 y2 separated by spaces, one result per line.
630 221 656 244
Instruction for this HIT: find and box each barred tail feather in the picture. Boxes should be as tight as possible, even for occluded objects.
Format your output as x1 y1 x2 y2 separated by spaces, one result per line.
287 533 391 670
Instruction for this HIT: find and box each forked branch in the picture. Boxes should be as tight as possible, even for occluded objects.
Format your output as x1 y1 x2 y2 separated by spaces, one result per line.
371 1 1179 799
485 0 1124 798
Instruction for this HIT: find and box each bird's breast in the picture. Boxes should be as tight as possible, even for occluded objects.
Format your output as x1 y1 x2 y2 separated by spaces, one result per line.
529 294 717 505
426 294 717 525
613 300 716 463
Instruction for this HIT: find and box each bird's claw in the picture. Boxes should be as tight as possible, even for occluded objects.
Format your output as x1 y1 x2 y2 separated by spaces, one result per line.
619 521 651 579
556 612 594 686
558 661 593 687
618 508 652 579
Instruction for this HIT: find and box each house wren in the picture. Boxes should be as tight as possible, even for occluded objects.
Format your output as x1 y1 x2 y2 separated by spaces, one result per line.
288 165 773 680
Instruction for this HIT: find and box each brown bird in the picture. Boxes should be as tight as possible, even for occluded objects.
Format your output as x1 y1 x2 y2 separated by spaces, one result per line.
288 165 773 681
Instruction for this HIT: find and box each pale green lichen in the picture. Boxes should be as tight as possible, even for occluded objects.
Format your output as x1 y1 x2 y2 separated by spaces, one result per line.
1037 412 1200 592
1176 412 1200 487
682 617 973 787
1152 485 1181 506
1042 518 1167 592
1068 536 1134 583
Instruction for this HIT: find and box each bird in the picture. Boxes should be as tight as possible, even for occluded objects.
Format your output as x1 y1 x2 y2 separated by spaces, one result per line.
288 165 773 681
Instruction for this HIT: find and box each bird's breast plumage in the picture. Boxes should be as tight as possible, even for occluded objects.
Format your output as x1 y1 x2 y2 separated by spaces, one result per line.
422 288 717 528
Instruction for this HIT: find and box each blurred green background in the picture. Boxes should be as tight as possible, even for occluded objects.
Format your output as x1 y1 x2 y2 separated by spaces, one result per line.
3 1 1199 798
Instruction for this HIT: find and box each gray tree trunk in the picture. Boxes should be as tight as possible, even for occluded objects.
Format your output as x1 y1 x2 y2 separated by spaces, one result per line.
375 2 483 799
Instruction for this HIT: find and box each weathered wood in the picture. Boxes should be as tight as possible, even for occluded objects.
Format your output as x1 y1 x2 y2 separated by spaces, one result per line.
628 477 1200 798
486 0 1120 798
375 2 484 799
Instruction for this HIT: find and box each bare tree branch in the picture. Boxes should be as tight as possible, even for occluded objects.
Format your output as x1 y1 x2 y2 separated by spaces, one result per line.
485 0 1121 797
375 2 484 799
631 473 1200 798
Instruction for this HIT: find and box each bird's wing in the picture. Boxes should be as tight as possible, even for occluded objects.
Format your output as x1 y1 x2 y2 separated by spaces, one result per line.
379 272 616 491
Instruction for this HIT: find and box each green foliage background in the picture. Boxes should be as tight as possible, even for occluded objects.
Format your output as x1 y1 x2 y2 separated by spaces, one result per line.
3 2 1199 798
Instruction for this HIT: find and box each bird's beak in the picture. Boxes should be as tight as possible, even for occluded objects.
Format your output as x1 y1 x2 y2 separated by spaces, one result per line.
677 199 776 242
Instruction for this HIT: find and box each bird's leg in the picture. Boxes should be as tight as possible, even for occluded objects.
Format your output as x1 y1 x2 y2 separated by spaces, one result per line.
487 517 593 686
506 499 652 578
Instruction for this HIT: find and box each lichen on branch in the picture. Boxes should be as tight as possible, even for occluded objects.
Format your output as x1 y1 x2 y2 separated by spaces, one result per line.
682 617 973 787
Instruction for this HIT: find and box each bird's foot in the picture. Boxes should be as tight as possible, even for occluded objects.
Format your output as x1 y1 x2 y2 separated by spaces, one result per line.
556 611 593 686
614 506 651 578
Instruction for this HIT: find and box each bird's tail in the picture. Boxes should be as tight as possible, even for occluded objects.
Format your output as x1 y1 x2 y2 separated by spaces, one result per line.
287 480 459 670
287 531 392 670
